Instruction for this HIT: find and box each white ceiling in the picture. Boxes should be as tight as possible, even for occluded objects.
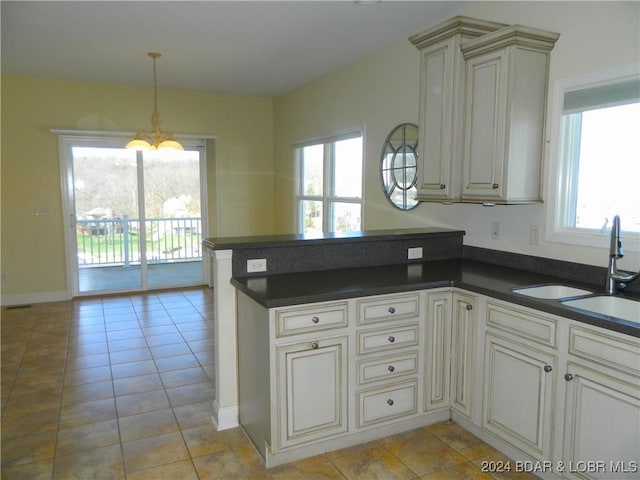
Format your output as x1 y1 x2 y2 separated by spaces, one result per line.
1 1 470 97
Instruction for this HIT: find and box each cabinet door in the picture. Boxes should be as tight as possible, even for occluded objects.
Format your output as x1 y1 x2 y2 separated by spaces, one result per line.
275 336 348 450
424 292 451 411
462 52 507 201
483 333 555 460
562 362 640 480
417 41 458 200
451 292 476 418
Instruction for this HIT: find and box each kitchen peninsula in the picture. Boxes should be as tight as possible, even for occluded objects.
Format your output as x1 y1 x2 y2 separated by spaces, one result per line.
203 229 639 473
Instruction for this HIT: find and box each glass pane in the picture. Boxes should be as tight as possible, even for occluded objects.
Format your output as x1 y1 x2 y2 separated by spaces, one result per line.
573 102 640 232
143 150 204 288
301 144 323 196
72 147 142 292
334 137 362 198
331 202 360 233
301 200 323 235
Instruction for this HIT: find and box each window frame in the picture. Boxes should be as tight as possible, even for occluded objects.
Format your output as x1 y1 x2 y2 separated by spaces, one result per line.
294 131 364 234
546 65 640 252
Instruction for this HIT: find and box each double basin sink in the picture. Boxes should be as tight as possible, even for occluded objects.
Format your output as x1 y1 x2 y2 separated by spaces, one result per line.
513 285 640 324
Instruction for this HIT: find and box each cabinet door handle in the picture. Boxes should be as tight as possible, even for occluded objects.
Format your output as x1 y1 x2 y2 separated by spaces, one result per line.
492 183 499 189
388 336 395 343
564 373 574 381
311 316 320 324
439 184 446 189
544 364 552 373
387 399 394 406
311 342 319 350
466 304 473 311
387 365 395 372
388 307 396 314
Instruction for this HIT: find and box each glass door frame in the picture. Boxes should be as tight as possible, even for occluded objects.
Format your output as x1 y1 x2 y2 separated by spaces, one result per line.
58 132 209 297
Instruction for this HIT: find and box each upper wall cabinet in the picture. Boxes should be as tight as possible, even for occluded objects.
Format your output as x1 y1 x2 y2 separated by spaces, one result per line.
410 18 559 204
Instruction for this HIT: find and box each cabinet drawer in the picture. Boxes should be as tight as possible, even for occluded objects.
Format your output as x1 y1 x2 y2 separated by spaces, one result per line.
569 324 640 377
357 381 418 428
357 293 420 325
487 302 557 347
357 351 419 385
275 302 348 337
357 324 419 355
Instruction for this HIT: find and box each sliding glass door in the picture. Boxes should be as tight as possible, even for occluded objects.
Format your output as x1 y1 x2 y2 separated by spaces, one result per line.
60 135 206 296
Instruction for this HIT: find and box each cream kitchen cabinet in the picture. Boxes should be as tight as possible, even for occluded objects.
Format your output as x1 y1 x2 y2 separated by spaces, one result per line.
460 26 559 203
410 16 505 201
450 291 477 418
482 301 558 461
561 323 640 480
237 289 448 468
355 292 422 428
424 290 452 411
276 336 348 449
236 293 351 466
483 332 556 460
410 18 559 204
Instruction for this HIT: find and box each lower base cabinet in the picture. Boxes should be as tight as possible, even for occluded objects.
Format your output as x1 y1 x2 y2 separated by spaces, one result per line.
483 333 555 460
276 336 348 450
237 288 639 475
562 363 640 480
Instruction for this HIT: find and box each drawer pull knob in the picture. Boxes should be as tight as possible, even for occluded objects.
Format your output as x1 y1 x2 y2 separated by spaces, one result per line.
388 307 396 314
311 342 319 350
387 399 394 406
564 373 574 381
440 184 446 189
387 365 395 372
492 183 499 189
544 364 552 373
388 336 395 343
466 304 473 311
311 316 320 324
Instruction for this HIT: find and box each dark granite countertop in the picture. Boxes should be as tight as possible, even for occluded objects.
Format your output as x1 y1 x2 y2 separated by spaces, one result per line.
203 227 464 250
231 259 640 338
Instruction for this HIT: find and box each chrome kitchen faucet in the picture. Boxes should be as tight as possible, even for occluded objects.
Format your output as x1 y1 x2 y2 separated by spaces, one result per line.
605 215 640 294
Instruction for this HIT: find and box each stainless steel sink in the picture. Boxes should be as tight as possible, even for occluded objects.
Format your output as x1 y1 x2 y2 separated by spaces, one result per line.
513 285 593 299
561 296 640 323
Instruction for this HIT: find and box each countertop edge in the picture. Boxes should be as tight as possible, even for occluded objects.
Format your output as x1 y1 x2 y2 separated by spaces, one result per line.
231 260 640 338
203 228 464 250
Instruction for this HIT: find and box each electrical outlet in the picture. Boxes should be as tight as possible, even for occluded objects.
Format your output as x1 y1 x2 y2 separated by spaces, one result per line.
247 258 267 273
530 225 540 245
491 222 501 240
408 247 423 260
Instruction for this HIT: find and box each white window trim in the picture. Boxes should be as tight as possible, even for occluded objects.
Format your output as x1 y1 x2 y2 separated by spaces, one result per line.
294 129 364 234
545 65 640 252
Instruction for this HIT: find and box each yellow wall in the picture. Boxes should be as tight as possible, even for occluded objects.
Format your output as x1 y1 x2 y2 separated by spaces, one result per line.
273 1 640 269
1 76 274 300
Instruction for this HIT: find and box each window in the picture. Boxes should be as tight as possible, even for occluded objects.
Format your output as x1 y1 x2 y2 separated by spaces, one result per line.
550 70 640 248
295 133 363 234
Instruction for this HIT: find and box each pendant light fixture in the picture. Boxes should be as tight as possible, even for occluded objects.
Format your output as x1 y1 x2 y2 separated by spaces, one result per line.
126 52 183 151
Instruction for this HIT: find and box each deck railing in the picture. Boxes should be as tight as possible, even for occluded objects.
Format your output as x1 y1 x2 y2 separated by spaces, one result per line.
76 216 202 266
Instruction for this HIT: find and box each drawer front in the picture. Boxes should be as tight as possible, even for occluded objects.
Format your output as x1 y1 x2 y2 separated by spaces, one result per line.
357 381 418 428
276 302 348 337
487 302 557 347
569 324 640 377
357 324 419 355
357 293 420 325
357 351 419 385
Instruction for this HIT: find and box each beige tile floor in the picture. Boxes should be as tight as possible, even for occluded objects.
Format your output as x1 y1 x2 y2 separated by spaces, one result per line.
1 287 538 480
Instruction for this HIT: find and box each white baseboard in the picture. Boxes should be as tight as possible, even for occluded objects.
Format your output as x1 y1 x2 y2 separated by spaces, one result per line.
1 290 70 307
212 401 239 431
